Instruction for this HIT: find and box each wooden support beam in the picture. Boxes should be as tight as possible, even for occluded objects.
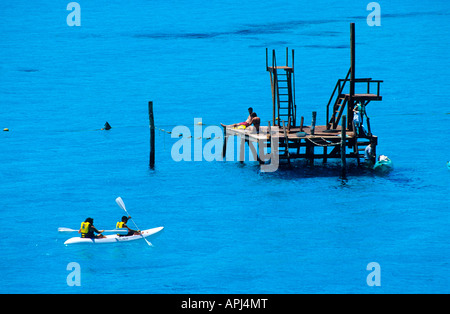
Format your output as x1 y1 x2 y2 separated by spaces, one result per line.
270 71 276 126
267 121 272 148
286 47 289 66
308 140 314 166
265 48 268 71
349 23 356 130
328 145 341 157
272 50 277 126
368 136 377 164
341 115 347 176
366 116 372 136
350 23 356 90
222 125 228 160
260 121 273 165
282 120 290 164
311 111 317 135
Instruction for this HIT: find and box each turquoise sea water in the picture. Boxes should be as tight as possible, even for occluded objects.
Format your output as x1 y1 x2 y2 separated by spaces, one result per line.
0 1 449 293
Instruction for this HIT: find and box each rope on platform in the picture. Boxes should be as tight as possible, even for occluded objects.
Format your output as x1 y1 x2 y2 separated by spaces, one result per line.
154 125 221 140
307 137 340 147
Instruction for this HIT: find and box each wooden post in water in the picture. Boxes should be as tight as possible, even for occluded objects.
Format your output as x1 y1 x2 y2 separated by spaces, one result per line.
341 115 347 176
148 101 155 169
222 126 228 160
311 111 317 135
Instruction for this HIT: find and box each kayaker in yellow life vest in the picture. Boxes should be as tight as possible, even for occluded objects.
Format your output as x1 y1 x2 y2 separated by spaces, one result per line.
116 216 141 237
79 217 106 239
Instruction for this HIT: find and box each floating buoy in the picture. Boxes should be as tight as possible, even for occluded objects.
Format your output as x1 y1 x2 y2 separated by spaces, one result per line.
3 128 9 132
197 122 204 125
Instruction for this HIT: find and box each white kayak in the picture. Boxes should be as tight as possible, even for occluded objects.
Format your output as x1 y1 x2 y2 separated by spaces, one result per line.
64 226 164 245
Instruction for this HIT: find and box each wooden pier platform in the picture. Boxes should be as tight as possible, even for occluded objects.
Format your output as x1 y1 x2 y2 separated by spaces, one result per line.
223 123 376 164
222 23 383 174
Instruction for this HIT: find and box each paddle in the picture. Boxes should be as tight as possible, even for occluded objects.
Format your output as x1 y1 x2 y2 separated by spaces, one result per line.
115 196 153 247
58 227 128 234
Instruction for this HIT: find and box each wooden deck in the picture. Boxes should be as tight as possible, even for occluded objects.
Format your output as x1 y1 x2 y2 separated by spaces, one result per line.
225 125 369 141
223 124 377 163
346 93 382 101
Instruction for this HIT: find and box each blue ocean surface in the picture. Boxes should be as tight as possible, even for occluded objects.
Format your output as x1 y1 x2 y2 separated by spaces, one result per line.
0 0 449 293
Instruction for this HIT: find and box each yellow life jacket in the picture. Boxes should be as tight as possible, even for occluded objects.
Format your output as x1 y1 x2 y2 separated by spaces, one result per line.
116 221 126 236
80 222 90 238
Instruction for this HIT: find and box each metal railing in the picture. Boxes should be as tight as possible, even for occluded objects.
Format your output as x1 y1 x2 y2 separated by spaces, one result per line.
326 69 383 129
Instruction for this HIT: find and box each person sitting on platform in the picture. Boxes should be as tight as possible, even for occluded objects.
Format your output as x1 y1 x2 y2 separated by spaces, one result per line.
221 108 260 132
221 112 260 132
251 113 260 133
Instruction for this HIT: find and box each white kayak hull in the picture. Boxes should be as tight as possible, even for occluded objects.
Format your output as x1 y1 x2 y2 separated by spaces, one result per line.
64 226 164 245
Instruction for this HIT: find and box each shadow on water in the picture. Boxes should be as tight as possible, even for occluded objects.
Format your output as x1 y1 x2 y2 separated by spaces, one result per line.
132 18 343 41
258 159 375 180
217 156 434 194
348 10 450 20
254 159 433 191
18 68 39 72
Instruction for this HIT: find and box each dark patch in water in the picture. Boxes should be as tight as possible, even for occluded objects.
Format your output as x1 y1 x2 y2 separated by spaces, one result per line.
134 27 285 40
301 30 341 37
134 18 339 40
249 40 290 48
18 69 39 72
233 27 284 35
303 44 349 49
381 11 450 18
253 18 338 30
182 32 222 39
258 159 375 180
348 10 450 20
134 32 223 39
